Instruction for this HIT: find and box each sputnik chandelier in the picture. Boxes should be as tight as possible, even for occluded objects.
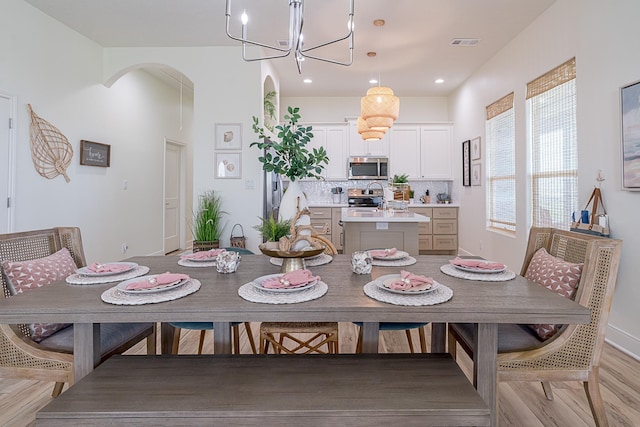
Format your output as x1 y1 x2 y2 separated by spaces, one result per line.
225 0 355 74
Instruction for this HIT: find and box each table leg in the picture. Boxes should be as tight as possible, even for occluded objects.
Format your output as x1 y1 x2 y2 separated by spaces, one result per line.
360 322 380 353
430 322 446 353
160 322 176 354
474 323 498 427
73 323 100 382
213 322 232 354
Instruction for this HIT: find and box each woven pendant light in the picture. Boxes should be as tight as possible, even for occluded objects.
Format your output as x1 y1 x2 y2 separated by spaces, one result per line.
361 86 399 130
357 116 385 141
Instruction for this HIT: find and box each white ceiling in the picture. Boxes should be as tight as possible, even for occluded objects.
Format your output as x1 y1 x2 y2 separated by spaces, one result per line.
24 0 557 97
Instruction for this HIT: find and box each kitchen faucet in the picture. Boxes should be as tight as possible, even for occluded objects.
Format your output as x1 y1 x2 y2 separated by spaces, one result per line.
365 181 386 209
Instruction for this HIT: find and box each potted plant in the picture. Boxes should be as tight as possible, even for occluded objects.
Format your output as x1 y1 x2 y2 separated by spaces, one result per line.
192 190 226 252
251 106 329 222
263 90 277 133
390 173 411 201
253 214 291 249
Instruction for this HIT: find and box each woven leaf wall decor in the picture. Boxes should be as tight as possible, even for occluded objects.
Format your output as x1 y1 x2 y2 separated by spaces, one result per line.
28 104 73 182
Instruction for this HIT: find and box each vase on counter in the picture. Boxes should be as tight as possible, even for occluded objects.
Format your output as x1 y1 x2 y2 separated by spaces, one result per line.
279 180 311 250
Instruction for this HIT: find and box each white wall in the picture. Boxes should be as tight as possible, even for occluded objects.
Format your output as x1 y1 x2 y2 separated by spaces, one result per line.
1 0 194 262
449 0 640 357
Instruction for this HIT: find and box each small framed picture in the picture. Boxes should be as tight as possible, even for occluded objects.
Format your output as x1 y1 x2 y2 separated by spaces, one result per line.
621 79 640 190
462 140 471 187
215 152 242 179
215 123 242 150
471 163 481 186
471 137 481 160
80 140 110 167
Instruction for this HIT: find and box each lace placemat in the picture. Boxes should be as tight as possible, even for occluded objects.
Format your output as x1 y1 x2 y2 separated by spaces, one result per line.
238 281 328 304
101 279 201 305
440 264 516 281
363 281 453 306
269 254 333 267
371 256 417 267
178 259 217 268
66 266 150 285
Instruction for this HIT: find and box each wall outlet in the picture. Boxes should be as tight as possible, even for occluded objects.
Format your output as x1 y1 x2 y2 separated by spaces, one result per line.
479 240 483 251
122 243 128 254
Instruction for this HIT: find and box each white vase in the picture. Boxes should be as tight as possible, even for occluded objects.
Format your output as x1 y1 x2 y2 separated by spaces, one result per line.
279 180 311 250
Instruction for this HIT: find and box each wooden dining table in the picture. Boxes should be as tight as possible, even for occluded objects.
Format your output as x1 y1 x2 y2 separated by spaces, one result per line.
0 254 589 426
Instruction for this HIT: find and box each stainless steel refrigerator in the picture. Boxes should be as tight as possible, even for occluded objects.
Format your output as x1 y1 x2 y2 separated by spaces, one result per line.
262 142 283 231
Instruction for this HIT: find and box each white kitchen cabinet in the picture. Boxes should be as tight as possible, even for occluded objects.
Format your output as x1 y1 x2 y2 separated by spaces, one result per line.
307 124 348 179
388 125 421 179
420 125 452 179
347 119 389 157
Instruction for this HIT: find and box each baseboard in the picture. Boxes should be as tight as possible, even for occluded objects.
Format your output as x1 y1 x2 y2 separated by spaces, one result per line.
605 324 640 361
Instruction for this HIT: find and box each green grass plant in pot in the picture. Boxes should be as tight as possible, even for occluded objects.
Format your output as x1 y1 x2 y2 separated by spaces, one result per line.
253 214 291 249
192 190 226 252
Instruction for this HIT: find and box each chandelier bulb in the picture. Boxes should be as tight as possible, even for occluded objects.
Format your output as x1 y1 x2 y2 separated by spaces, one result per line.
241 10 248 25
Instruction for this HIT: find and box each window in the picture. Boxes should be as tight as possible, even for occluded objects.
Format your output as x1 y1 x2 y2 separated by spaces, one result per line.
486 93 516 233
527 58 577 229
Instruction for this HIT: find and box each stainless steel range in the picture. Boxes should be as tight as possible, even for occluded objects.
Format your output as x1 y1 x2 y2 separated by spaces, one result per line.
347 188 384 208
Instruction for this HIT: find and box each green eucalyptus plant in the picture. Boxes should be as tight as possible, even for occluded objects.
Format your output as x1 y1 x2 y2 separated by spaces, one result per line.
192 190 226 242
253 214 291 242
250 106 329 181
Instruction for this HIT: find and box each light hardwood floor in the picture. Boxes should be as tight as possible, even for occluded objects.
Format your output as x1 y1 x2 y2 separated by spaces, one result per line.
2 323 639 426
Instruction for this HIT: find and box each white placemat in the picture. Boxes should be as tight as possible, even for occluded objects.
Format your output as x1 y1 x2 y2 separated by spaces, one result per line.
363 281 453 306
178 259 217 268
238 281 328 304
66 266 150 285
101 279 201 305
440 263 516 281
371 256 417 267
269 254 333 267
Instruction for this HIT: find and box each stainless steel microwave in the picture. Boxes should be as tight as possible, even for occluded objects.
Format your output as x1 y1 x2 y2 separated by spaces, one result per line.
348 157 389 180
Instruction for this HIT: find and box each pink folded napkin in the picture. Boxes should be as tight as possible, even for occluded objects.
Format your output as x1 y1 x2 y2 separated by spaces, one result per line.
124 272 190 290
261 270 320 289
368 248 398 258
181 249 226 260
87 262 131 273
388 270 434 290
449 257 505 270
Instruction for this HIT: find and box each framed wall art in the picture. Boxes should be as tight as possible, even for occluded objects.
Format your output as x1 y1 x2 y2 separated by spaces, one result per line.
215 152 242 179
215 123 242 150
621 79 640 190
471 136 481 160
462 140 471 187
79 140 110 167
471 163 481 186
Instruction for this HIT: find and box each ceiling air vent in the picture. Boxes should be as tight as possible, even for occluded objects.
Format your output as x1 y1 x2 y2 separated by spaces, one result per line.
277 40 289 47
450 38 480 46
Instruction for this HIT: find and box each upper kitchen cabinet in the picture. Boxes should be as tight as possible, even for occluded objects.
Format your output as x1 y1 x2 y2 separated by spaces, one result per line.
347 119 389 157
388 125 421 179
307 124 348 180
420 125 452 180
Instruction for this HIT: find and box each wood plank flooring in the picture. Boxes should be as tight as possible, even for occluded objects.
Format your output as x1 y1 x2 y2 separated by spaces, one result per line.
1 323 639 427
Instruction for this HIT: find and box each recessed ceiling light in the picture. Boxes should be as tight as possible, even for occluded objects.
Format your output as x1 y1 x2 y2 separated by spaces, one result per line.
435 78 445 84
303 78 312 84
369 79 378 84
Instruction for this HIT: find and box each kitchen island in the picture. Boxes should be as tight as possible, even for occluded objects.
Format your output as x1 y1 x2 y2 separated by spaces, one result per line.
341 207 430 255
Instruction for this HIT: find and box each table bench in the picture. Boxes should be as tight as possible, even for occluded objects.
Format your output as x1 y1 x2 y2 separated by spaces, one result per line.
36 354 490 426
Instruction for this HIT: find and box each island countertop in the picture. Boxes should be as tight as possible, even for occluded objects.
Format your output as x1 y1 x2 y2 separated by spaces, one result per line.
341 207 431 223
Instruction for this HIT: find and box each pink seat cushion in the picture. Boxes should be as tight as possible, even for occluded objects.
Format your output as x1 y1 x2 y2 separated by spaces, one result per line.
524 248 583 340
2 248 77 342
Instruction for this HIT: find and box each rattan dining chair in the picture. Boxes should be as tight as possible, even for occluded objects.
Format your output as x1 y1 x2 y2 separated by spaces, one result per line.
447 227 622 427
354 322 428 353
0 227 156 397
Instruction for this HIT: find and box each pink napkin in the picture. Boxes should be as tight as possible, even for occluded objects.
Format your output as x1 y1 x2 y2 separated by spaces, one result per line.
389 270 434 290
181 249 226 260
368 248 398 258
124 272 190 290
87 262 131 273
450 257 505 270
261 270 320 289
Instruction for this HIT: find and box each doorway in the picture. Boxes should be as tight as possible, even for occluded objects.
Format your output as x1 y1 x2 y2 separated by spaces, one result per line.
164 139 185 254
0 92 15 234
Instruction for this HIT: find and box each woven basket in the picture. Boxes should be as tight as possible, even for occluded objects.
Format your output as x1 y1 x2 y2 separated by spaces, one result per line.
229 224 246 248
193 240 219 252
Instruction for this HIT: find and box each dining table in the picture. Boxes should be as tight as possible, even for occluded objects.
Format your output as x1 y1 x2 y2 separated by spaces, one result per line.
0 253 590 427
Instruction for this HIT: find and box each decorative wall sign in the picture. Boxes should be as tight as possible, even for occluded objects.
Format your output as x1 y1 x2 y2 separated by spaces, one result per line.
471 163 481 186
471 136 481 160
215 152 242 179
621 79 640 190
215 123 242 150
462 140 471 187
80 140 111 167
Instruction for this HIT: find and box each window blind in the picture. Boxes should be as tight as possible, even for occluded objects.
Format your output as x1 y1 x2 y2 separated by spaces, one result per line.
486 93 515 232
527 58 577 229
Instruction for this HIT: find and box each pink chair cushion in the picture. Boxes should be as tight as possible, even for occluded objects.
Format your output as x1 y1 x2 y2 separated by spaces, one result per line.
2 248 77 341
524 247 583 340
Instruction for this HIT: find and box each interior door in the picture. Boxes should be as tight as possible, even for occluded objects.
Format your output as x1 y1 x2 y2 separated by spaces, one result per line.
164 142 181 253
0 95 11 233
